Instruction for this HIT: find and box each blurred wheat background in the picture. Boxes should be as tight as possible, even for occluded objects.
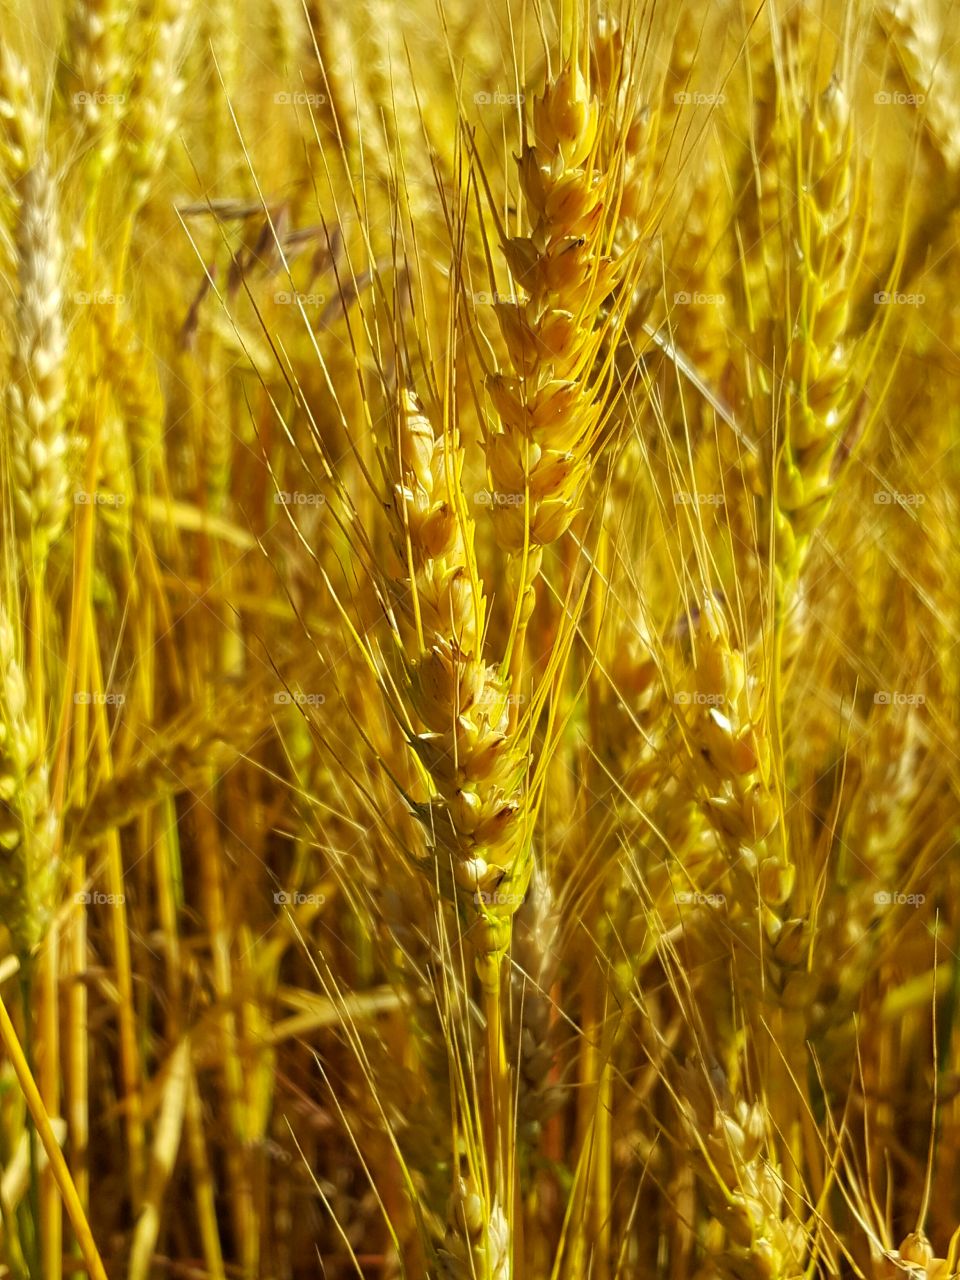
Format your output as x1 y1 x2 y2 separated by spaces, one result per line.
0 0 958 1275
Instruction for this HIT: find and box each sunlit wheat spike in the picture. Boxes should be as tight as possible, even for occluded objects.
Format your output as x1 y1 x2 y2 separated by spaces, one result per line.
382 387 531 967
878 0 960 173
0 41 39 183
6 155 69 564
437 1177 510 1280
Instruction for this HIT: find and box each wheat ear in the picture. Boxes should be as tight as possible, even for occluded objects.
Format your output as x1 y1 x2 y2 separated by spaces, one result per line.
124 0 188 206
0 42 39 187
679 1065 806 1280
63 0 125 168
878 0 960 174
7 156 69 567
774 75 857 603
437 1175 510 1280
385 388 531 971
485 59 620 611
677 598 790 927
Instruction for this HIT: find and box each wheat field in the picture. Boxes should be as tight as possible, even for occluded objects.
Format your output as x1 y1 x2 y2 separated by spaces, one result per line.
0 0 958 1275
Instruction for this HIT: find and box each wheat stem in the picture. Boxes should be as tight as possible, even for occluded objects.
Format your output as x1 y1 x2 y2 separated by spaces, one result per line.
0 986 108 1280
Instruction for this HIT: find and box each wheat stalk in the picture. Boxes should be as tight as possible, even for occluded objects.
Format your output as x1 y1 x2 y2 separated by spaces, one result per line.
0 604 56 959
